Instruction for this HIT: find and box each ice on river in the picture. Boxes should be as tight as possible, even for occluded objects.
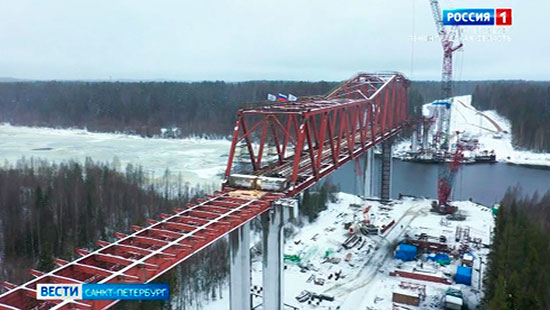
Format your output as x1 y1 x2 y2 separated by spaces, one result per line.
0 124 230 186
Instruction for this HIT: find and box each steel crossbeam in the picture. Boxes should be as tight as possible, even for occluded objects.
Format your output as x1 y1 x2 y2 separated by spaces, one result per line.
0 192 283 310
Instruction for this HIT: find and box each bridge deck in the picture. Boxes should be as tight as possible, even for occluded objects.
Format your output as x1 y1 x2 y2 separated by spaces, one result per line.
0 192 283 310
0 72 410 310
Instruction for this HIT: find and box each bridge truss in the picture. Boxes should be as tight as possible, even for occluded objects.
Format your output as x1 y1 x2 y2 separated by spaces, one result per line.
225 72 411 195
0 72 410 310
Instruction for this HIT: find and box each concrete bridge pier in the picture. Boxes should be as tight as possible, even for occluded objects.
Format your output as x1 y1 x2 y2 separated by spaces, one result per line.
422 122 430 150
381 139 393 200
229 223 251 310
411 128 419 152
363 148 376 197
261 199 298 310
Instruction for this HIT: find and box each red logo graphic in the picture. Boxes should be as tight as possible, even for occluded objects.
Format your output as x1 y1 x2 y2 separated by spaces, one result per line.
495 8 512 26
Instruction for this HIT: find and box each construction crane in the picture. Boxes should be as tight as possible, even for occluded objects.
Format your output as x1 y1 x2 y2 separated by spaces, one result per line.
433 131 463 214
430 0 463 99
429 0 463 150
429 0 463 214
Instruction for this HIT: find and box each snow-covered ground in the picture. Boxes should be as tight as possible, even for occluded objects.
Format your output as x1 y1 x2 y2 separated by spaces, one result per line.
203 193 494 310
0 124 230 186
395 95 550 167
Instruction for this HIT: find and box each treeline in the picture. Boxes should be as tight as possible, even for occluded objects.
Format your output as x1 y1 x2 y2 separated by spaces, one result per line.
115 241 229 310
2 79 547 143
300 182 339 223
472 82 550 152
0 158 183 282
0 158 339 310
484 187 550 309
0 159 231 310
0 79 492 139
0 81 337 137
406 80 510 117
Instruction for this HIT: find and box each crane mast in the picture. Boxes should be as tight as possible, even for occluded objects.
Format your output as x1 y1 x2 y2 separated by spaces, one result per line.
429 0 464 213
430 0 463 100
429 0 463 151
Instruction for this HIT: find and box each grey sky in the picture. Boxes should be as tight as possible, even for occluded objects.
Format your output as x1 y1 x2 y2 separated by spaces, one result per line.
0 0 547 81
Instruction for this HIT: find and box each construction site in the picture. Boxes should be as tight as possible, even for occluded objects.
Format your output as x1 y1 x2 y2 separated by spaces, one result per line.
225 1 499 309
237 193 495 310
392 1 502 168
0 1 514 310
397 96 501 165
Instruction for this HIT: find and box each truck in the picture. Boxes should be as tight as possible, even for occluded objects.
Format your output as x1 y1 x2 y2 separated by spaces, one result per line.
444 286 463 310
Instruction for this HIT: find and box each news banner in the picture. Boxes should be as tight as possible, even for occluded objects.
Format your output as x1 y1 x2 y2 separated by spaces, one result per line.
37 284 170 301
443 8 512 26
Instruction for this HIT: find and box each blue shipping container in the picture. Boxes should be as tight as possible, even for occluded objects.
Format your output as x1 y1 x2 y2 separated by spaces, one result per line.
455 266 472 285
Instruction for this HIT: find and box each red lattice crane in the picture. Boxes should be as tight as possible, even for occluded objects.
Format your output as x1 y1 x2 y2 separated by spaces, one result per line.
429 0 464 213
434 131 463 214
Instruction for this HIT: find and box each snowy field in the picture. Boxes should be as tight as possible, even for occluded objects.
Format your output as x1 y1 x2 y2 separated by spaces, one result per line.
395 95 550 168
0 124 230 186
204 193 494 310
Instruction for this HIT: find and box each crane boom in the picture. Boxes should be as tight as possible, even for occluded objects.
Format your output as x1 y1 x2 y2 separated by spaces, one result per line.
429 0 444 36
429 0 463 99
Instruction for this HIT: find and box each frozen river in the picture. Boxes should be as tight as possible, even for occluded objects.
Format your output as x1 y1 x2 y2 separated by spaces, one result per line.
0 124 230 187
1 124 549 205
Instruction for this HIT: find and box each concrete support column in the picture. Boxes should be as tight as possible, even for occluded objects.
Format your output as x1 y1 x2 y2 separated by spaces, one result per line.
422 123 430 150
363 148 375 197
229 223 251 310
411 129 418 153
260 198 297 310
261 207 285 310
381 139 393 200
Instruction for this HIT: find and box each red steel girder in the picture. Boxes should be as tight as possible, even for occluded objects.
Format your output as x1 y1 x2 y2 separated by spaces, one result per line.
224 72 411 194
0 192 283 310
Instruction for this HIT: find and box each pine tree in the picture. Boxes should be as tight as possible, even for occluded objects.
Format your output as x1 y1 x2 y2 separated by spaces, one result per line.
488 275 509 310
37 242 54 272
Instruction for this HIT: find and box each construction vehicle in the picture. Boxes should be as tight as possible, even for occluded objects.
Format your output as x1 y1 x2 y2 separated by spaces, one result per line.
444 286 464 310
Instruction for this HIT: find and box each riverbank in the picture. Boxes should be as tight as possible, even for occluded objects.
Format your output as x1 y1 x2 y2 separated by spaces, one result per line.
394 95 550 169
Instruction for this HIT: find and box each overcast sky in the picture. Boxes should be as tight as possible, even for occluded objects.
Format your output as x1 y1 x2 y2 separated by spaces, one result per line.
0 0 547 81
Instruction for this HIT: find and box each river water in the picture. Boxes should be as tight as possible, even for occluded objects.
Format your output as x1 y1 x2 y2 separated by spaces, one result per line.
324 155 550 206
1 124 549 206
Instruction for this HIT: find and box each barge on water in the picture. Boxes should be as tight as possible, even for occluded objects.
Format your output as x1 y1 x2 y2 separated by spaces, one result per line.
399 151 496 164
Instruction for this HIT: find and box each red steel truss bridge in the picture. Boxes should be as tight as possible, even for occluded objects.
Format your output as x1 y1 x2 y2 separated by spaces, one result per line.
0 72 411 310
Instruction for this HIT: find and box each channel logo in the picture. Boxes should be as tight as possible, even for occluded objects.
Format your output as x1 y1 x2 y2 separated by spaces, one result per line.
443 8 512 26
36 283 170 301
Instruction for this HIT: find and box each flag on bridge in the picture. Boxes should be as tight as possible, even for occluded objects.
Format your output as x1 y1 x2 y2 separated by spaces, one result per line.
278 93 288 102
267 93 277 101
288 94 297 102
